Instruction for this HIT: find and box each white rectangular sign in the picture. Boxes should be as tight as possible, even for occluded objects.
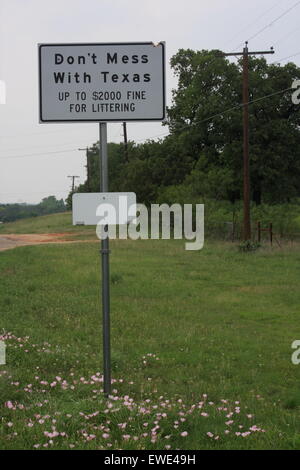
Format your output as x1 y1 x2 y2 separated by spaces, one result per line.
39 42 165 122
72 192 136 226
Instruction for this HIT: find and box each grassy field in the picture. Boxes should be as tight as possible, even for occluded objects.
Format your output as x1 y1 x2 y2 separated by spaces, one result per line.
1 213 300 450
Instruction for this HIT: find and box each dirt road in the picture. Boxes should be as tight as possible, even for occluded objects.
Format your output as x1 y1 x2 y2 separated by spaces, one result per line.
0 233 77 251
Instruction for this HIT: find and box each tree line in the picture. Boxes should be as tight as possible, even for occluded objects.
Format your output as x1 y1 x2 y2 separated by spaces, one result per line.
0 196 66 223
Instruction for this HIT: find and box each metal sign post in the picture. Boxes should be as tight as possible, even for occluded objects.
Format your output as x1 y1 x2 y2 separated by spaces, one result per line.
99 122 111 396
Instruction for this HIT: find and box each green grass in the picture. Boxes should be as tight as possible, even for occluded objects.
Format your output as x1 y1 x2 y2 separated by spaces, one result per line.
1 216 300 449
0 212 93 236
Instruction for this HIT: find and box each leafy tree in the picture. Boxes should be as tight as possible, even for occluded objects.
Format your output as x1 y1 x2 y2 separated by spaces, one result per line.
167 49 300 203
39 196 65 214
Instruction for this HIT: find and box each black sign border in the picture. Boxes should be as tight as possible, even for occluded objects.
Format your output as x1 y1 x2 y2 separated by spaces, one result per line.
38 42 166 123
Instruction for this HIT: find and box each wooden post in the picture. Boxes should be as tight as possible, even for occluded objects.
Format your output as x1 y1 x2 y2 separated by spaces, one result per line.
270 223 273 246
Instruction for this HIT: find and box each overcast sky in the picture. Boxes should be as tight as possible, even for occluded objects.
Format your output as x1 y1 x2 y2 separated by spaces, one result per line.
0 0 299 204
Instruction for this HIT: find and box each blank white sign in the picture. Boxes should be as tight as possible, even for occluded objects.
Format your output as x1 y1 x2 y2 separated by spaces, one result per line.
72 192 137 226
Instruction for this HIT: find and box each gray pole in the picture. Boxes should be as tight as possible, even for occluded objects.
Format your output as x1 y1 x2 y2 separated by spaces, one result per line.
99 122 111 397
122 122 129 163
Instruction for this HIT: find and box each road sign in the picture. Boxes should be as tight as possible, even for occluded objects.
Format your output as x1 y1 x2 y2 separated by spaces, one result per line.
39 42 165 122
72 192 136 225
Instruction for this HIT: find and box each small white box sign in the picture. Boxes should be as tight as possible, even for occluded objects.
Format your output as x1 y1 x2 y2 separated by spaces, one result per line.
39 42 165 122
72 192 136 226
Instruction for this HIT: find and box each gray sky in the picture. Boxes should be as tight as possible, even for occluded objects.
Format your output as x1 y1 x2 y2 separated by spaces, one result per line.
0 0 299 204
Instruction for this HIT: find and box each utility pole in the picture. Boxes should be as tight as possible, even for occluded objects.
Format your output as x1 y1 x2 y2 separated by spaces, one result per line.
68 175 80 192
78 147 91 191
223 42 274 241
122 122 129 163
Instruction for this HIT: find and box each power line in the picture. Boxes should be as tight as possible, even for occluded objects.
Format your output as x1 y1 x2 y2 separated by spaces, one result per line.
243 0 300 45
0 189 69 195
163 86 293 139
272 24 300 47
202 2 285 70
135 131 169 142
198 87 292 124
1 127 123 154
227 0 283 48
0 127 96 139
0 148 82 160
271 51 300 64
1 140 93 153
